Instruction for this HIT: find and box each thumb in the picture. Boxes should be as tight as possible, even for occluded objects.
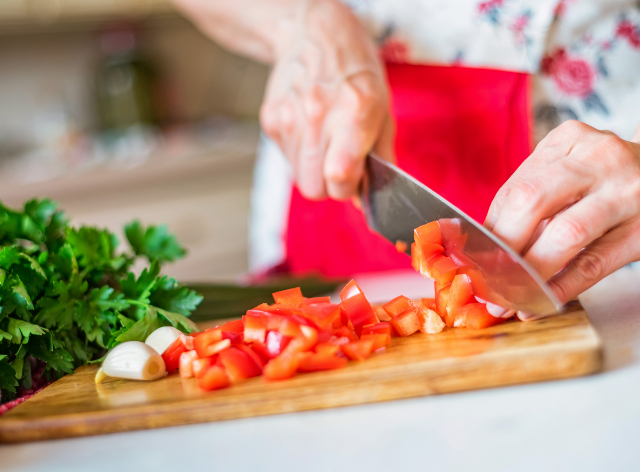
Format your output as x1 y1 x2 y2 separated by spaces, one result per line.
632 122 640 144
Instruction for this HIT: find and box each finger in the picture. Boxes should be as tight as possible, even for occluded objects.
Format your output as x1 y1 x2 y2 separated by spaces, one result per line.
296 85 330 199
484 120 594 230
488 159 595 255
633 124 640 144
523 191 627 280
373 113 396 164
324 74 385 200
547 219 640 303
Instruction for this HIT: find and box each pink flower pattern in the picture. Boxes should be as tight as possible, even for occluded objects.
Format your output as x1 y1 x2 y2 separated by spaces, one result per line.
541 48 595 97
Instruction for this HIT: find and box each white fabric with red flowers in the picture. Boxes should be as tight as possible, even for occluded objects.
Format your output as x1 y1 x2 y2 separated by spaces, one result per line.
342 0 640 142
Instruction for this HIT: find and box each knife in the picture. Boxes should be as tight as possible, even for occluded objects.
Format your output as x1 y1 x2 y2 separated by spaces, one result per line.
360 153 561 316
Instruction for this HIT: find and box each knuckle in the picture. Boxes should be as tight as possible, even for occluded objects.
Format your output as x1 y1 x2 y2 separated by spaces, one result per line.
550 216 589 248
559 120 587 135
507 180 544 212
571 250 607 284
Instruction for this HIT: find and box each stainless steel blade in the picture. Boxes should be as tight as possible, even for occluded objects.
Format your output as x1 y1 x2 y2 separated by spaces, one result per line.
361 153 561 316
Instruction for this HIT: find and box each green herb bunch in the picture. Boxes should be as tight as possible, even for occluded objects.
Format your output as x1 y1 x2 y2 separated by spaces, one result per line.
0 199 202 401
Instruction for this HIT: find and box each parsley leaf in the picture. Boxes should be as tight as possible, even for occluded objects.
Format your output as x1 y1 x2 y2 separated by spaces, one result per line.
125 221 186 263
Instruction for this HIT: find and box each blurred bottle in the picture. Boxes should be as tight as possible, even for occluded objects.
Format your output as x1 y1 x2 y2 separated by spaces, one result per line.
96 24 160 131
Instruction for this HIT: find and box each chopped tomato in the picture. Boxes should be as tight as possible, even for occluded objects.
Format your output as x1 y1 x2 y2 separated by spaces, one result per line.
162 336 189 373
304 296 331 305
198 365 230 391
218 319 244 333
458 303 506 329
340 279 363 301
430 255 458 286
341 339 375 361
333 325 358 342
243 313 267 343
273 287 304 307
360 333 390 350
446 274 475 326
192 357 216 378
263 354 301 381
395 240 408 253
416 307 445 334
339 292 379 337
218 347 262 382
179 350 199 379
421 298 437 311
435 284 452 323
389 310 420 337
302 302 341 330
382 295 414 318
414 221 442 246
298 352 347 372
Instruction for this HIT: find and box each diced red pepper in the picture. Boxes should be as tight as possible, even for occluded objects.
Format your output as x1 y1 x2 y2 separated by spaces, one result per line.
339 292 378 337
282 325 318 354
395 240 408 253
298 352 348 372
411 242 421 272
333 325 358 342
341 339 375 361
222 331 243 345
192 357 216 378
273 287 304 307
421 298 437 311
416 307 445 334
446 274 475 327
162 336 189 373
263 354 301 381
389 310 420 337
236 344 265 370
198 365 230 391
261 313 301 338
302 302 341 330
414 221 443 246
340 280 363 301
243 313 267 343
458 268 490 301
430 255 458 286
218 347 262 382
458 303 506 329
314 343 341 355
179 350 199 379
218 319 244 333
265 330 291 358
435 284 452 323
382 295 414 318
194 329 231 358
249 342 271 362
360 333 390 350
304 296 331 305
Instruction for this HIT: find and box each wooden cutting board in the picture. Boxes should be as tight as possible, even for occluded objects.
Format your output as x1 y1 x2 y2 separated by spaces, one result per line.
0 303 601 443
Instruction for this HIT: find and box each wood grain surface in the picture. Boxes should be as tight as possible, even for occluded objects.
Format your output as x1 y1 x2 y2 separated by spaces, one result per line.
0 305 602 443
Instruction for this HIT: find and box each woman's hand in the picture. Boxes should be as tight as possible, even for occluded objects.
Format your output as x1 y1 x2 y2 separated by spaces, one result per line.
260 0 394 200
485 120 640 304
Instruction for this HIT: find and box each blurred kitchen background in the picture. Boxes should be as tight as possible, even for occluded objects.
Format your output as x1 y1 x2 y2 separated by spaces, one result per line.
0 0 270 282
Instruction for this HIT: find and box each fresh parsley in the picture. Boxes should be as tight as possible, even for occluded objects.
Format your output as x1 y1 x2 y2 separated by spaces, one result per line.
0 199 202 401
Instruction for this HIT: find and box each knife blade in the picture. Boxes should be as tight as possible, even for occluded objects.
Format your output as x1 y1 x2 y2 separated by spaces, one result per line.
361 153 561 316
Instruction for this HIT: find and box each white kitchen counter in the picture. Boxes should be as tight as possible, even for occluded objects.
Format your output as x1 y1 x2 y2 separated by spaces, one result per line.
2 267 640 472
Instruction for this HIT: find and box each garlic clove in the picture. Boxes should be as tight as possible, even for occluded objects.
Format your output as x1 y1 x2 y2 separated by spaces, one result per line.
95 367 108 384
102 341 166 381
145 326 183 355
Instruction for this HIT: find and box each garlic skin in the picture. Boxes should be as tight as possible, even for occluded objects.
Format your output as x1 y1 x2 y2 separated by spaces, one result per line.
100 341 166 382
145 326 183 355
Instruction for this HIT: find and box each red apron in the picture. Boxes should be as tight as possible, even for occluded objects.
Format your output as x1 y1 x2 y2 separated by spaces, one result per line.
285 64 532 278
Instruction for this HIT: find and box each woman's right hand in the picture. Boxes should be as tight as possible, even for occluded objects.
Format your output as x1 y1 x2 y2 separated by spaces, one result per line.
260 0 394 200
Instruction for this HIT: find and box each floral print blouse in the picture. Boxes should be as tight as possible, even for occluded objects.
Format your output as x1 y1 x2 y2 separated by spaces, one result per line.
343 0 640 142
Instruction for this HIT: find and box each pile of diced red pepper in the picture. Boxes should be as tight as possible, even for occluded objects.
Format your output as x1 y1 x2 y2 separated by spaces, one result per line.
160 221 509 392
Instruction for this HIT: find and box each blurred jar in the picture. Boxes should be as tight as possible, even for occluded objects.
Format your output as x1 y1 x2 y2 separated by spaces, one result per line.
96 24 159 131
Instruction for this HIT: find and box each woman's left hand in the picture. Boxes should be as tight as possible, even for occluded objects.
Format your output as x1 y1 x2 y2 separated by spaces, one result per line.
484 120 640 305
